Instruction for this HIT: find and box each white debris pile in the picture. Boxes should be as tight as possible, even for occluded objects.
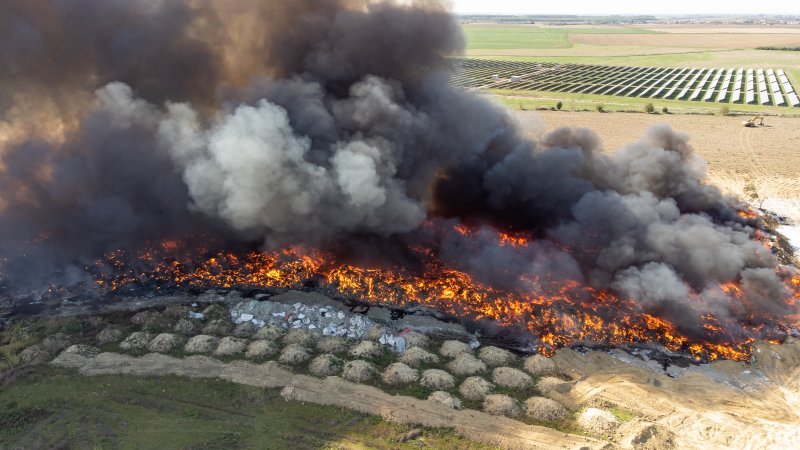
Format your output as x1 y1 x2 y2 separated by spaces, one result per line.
228 299 405 351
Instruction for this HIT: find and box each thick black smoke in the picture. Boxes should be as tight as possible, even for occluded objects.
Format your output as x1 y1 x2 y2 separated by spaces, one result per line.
0 0 796 339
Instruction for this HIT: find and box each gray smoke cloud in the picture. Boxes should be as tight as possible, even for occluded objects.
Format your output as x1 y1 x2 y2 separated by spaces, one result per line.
0 0 796 343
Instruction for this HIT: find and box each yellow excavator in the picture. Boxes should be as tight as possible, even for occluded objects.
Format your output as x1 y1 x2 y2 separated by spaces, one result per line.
742 115 765 127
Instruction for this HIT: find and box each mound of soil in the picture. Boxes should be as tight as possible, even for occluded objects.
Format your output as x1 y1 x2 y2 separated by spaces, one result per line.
428 391 461 409
578 408 620 435
492 367 532 389
342 360 378 383
459 376 495 401
400 347 439 367
523 354 556 376
254 325 285 341
349 340 382 358
382 362 419 385
420 369 455 390
119 332 152 351
447 353 487 376
483 394 521 418
478 346 515 367
146 333 185 353
316 336 350 354
246 340 278 359
283 329 316 347
523 397 568 422
309 354 343 377
214 337 247 356
184 335 219 354
279 344 311 365
439 340 471 358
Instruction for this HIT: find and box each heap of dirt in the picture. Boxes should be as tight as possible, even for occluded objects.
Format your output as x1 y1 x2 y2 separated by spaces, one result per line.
459 376 495 401
447 353 487 376
382 362 419 385
483 394 522 418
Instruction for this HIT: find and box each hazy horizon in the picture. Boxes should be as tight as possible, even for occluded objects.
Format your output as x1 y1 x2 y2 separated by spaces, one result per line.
452 0 800 16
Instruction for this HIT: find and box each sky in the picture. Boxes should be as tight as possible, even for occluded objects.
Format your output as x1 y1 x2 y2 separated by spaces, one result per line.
451 0 800 16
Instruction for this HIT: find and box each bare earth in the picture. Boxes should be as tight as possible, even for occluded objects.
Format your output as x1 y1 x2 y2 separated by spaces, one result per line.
517 110 800 219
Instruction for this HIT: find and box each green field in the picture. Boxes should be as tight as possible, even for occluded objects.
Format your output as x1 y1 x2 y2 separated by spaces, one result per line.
463 26 658 50
0 366 492 449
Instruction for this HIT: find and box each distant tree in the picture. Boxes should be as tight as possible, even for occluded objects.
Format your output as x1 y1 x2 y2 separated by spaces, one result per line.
662 106 669 114
556 101 563 110
644 103 655 113
720 106 730 116
596 104 605 113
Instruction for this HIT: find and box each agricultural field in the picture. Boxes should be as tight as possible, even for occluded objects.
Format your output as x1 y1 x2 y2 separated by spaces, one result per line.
459 23 800 114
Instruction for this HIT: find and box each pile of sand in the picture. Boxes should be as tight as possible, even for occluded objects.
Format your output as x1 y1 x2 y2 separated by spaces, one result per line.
420 369 455 390
342 360 378 383
483 394 521 418
523 397 567 422
439 340 471 358
523 354 556 376
447 353 487 376
492 367 532 389
400 347 439 367
254 325 284 341
184 335 219 354
478 346 515 367
316 336 349 353
459 376 495 401
214 337 247 356
279 344 311 365
246 340 278 359
146 333 185 353
382 362 419 385
350 340 382 358
309 354 343 377
282 329 316 347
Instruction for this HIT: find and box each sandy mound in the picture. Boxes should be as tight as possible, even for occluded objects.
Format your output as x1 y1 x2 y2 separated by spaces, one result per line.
478 346 515 367
578 408 620 435
279 343 311 365
62 344 101 358
184 335 219 354
536 376 572 394
458 376 495 401
173 318 198 335
131 311 158 325
523 397 568 422
439 340 471 358
365 326 385 341
282 329 316 347
447 353 487 376
342 360 378 383
349 340 382 358
382 362 419 385
400 346 439 367
523 354 556 376
419 369 455 390
492 367 533 389
119 332 152 351
232 321 256 338
246 340 278 359
202 319 233 336
214 336 247 356
254 325 285 341
96 327 124 345
146 333 185 353
316 336 350 354
39 333 71 354
427 391 461 409
483 394 521 418
402 332 430 349
309 354 343 377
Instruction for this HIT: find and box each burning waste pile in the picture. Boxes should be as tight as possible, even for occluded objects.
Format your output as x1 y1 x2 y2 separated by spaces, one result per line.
0 0 799 363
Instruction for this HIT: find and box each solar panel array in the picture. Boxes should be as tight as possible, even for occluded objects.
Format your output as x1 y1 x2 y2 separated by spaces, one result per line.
450 59 800 107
